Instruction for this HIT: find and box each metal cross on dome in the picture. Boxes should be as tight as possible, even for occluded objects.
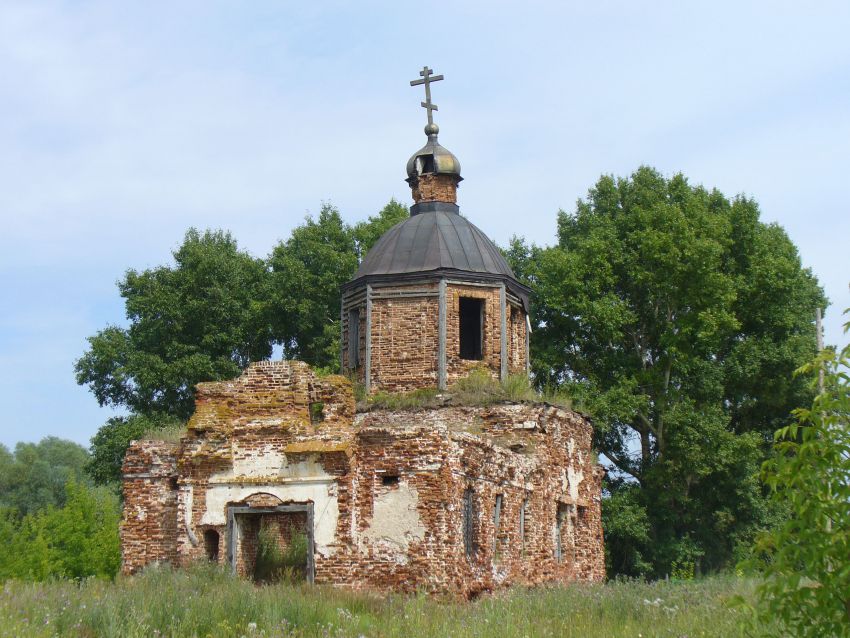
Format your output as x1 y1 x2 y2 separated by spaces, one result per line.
410 66 444 127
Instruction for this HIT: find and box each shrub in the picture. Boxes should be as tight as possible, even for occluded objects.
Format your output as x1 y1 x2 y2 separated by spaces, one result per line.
253 523 309 584
742 306 850 637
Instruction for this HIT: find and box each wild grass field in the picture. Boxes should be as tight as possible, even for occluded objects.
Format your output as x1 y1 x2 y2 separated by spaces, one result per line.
0 564 765 638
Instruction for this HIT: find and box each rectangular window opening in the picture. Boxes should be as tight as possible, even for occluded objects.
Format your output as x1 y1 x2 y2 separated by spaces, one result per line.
348 309 360 369
556 503 574 564
492 494 503 558
309 402 325 424
381 474 400 487
463 488 477 559
459 297 484 360
519 496 528 550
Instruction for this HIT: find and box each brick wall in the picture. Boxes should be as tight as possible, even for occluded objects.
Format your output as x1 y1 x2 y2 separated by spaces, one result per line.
370 292 439 392
122 361 604 594
508 305 528 374
410 173 458 204
121 440 179 574
315 404 604 595
342 281 528 392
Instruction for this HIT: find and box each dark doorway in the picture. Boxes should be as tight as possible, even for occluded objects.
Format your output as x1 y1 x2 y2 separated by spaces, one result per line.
227 504 315 584
204 529 220 561
459 297 484 360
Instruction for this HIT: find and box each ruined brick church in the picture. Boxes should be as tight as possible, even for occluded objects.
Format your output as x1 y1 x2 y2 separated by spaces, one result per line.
121 68 604 596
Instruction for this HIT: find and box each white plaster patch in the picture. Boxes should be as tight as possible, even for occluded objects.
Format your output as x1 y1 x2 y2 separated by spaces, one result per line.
202 454 340 556
227 444 339 481
567 466 584 502
230 443 286 477
362 482 425 559
200 482 339 556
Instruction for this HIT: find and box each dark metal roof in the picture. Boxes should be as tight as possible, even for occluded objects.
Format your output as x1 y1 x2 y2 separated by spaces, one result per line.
345 202 530 308
353 202 513 278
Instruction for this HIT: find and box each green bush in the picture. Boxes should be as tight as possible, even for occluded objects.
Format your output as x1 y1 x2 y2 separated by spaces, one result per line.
0 479 120 582
253 523 309 584
741 307 850 637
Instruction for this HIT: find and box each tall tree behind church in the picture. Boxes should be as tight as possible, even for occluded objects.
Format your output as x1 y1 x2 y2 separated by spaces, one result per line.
507 167 826 576
77 201 407 484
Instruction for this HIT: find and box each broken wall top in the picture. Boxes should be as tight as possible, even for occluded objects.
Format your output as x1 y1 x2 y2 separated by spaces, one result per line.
187 360 355 438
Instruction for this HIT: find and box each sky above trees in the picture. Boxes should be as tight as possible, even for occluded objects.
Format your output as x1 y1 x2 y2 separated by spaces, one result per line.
1 1 848 448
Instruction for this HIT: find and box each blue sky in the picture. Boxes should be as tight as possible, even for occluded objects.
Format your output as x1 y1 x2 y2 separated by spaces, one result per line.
1 1 848 449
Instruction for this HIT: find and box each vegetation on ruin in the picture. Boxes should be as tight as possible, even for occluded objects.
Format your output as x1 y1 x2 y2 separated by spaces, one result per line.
361 370 572 412
253 525 310 585
0 563 771 637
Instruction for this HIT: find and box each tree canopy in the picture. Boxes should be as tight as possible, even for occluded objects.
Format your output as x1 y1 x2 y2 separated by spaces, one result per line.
77 200 409 484
508 167 825 575
75 229 273 420
0 437 90 517
268 199 408 369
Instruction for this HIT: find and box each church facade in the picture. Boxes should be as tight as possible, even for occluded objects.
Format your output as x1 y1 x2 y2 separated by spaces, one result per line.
120 68 605 596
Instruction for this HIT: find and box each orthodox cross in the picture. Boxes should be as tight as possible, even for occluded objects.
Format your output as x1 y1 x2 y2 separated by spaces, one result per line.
410 66 444 126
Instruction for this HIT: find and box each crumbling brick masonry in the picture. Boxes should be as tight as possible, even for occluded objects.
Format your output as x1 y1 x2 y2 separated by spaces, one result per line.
121 361 604 596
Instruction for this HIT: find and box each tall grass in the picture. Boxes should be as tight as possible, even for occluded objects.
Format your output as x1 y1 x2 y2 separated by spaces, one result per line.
254 525 309 584
140 422 186 443
0 564 768 637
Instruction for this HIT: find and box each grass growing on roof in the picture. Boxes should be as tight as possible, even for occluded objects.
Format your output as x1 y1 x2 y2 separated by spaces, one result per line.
140 422 186 443
361 369 572 411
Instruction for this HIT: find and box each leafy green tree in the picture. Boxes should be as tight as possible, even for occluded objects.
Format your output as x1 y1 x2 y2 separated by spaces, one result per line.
41 480 121 579
75 229 273 420
269 200 408 370
600 481 652 577
86 413 183 486
0 437 89 517
268 204 359 369
509 167 825 576
352 198 408 255
0 480 120 581
78 203 410 486
745 309 850 637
